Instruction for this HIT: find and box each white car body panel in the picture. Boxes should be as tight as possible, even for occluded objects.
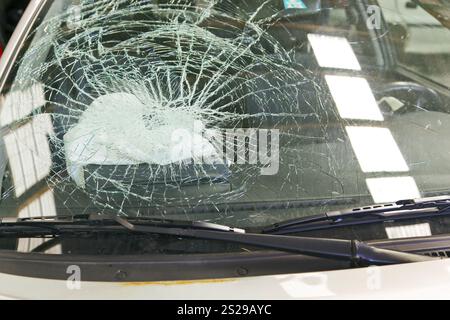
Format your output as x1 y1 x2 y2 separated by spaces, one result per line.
0 259 449 300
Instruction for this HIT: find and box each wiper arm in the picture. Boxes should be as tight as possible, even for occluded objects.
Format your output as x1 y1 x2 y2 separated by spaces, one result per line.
0 214 435 266
111 216 434 266
264 196 450 235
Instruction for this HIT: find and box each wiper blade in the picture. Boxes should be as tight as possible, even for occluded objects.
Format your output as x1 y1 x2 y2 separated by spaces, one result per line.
264 196 450 234
112 216 435 266
0 214 434 266
0 213 245 234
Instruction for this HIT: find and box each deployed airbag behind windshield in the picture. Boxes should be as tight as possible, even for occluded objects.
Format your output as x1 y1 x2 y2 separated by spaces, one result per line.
64 92 225 187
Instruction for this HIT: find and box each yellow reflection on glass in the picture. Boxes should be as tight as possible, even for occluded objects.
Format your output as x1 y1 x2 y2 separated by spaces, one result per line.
307 34 361 70
346 126 409 173
366 177 421 203
326 75 384 121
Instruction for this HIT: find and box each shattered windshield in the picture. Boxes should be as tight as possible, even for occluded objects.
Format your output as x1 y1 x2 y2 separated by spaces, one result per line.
1 0 450 228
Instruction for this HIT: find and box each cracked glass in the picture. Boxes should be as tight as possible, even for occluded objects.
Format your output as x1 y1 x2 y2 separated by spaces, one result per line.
1 0 450 229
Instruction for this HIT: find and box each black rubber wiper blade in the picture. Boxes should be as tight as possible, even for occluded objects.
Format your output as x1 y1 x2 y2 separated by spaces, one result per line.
264 196 450 234
0 216 73 234
0 215 434 266
110 216 434 266
0 213 245 234
89 213 247 233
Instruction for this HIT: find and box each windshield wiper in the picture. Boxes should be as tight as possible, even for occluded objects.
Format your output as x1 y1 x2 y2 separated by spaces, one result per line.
263 196 450 235
0 213 246 235
0 214 434 266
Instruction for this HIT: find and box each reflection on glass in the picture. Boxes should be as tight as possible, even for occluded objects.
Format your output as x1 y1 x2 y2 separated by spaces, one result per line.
18 188 56 218
366 176 421 203
3 114 54 196
385 223 432 240
0 83 46 127
307 34 361 70
346 126 409 173
326 75 384 121
17 188 60 254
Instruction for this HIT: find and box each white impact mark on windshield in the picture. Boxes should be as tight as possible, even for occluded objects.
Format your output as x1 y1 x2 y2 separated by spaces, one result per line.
6 0 336 218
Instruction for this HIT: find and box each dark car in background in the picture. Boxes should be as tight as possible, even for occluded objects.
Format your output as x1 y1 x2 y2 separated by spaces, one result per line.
0 0 29 56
